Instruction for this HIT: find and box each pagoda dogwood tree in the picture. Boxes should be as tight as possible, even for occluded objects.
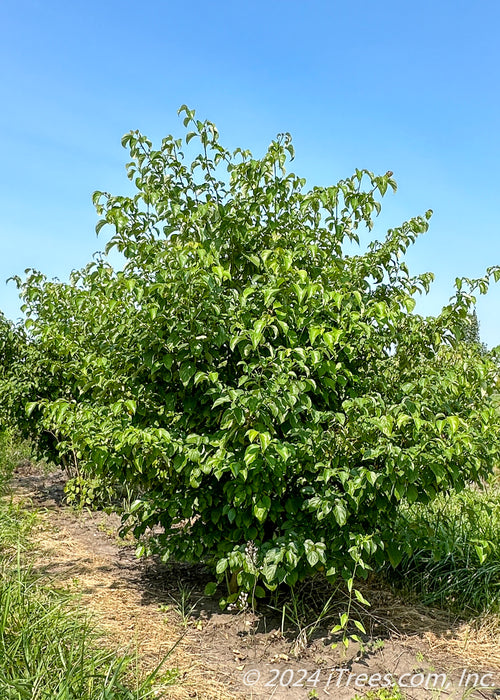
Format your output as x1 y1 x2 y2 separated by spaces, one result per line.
18 107 500 604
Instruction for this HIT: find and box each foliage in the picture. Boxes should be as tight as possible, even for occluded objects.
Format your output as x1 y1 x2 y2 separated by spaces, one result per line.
64 475 115 509
0 314 22 434
64 474 131 510
0 311 63 464
5 107 500 602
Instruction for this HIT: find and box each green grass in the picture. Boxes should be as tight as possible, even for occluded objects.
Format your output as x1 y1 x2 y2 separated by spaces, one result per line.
0 431 177 699
0 559 171 699
0 430 34 482
388 479 500 614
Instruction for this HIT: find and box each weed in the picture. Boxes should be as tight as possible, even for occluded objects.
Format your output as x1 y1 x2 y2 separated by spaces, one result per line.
356 637 385 660
161 584 202 629
266 582 340 657
353 686 403 700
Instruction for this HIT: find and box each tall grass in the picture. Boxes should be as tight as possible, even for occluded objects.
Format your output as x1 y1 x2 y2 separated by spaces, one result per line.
0 429 33 482
387 480 500 614
0 559 169 699
0 430 177 699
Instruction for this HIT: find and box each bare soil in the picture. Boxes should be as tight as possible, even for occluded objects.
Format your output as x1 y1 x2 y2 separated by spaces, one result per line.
7 464 500 700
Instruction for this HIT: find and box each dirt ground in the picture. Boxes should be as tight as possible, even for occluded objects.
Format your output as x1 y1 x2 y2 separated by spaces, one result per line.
7 464 500 700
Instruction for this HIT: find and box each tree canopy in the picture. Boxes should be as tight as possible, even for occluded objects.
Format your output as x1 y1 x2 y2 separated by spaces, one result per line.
1 107 499 610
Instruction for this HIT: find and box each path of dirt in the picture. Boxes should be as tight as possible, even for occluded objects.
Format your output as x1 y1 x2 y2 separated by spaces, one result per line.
8 464 500 700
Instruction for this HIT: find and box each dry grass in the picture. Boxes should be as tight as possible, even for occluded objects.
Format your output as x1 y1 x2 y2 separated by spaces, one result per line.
420 616 500 669
356 581 500 669
31 508 242 700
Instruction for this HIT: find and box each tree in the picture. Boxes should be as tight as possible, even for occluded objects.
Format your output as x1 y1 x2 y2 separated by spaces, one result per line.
458 309 488 354
15 108 500 607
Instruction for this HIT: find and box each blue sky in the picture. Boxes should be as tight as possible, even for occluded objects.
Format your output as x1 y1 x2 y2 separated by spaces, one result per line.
1 0 499 346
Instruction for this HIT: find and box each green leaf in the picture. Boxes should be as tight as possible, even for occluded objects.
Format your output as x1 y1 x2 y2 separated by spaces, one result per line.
323 329 342 349
445 415 460 434
253 502 268 523
216 559 228 574
306 549 320 567
212 395 231 409
275 444 291 463
124 399 137 415
386 543 403 568
244 444 260 466
354 589 371 606
259 432 271 452
292 283 307 304
249 330 262 349
246 429 259 443
333 502 347 526
406 484 418 503
194 371 207 385
308 326 323 344
404 297 416 313
254 585 266 598
26 401 38 417
474 544 487 565
354 619 366 634
179 361 196 386
204 582 218 595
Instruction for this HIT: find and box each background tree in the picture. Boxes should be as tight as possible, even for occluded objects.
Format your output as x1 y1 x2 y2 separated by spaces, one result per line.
458 309 488 354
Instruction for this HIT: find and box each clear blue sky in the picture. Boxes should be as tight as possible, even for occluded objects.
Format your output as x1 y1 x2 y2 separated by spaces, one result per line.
1 0 499 346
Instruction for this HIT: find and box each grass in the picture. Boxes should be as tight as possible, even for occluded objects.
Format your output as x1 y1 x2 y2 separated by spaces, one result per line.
0 559 171 699
387 477 500 614
0 430 34 481
0 430 177 699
